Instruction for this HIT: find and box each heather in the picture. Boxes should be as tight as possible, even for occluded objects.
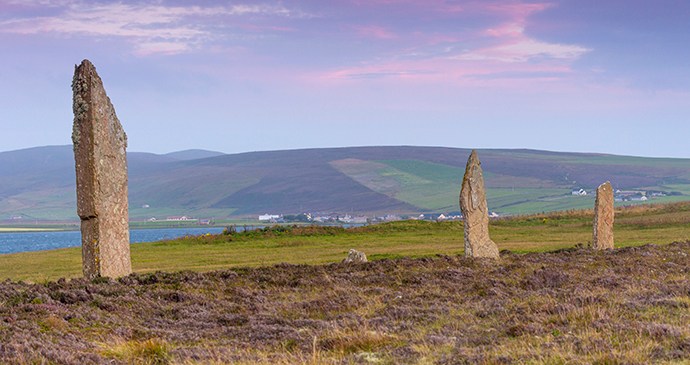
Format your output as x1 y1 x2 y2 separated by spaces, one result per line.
2 241 690 364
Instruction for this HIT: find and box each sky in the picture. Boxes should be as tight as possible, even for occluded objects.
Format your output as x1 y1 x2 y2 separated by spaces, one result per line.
0 0 689 158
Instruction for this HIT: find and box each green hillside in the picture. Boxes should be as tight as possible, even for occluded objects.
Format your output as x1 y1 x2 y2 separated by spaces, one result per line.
1 145 690 221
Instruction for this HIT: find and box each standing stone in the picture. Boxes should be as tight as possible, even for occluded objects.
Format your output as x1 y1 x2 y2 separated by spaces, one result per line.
72 60 132 279
593 181 614 249
459 150 499 258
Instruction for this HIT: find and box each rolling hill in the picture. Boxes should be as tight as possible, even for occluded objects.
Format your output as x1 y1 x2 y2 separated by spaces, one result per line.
1 145 690 221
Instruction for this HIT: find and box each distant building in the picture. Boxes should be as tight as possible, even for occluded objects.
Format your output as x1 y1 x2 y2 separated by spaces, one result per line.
147 217 157 222
350 216 368 224
142 204 150 208
572 188 587 196
416 214 439 220
198 219 211 225
259 214 281 221
9 215 21 220
383 214 400 221
166 216 193 221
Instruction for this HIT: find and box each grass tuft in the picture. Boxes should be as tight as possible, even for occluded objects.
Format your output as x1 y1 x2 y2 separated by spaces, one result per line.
101 338 171 365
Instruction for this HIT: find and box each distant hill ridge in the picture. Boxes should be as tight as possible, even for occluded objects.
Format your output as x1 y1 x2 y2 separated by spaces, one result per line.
1 145 690 221
163 149 226 161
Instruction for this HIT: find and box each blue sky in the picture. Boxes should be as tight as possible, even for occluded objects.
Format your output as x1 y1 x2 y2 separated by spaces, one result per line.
1 0 688 157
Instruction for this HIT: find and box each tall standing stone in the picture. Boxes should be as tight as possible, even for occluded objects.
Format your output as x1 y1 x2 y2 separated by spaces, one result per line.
593 181 614 249
72 60 132 279
459 150 499 258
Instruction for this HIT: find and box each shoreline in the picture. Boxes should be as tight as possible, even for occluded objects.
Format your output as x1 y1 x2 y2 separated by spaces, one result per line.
0 221 359 233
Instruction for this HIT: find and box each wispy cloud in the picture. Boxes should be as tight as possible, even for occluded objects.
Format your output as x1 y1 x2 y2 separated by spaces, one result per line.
348 0 464 12
1 0 592 85
326 1 589 84
342 70 439 79
351 25 397 39
0 2 300 54
453 40 590 63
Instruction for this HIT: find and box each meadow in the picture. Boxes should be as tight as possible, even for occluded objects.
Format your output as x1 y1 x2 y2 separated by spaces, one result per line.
1 202 690 364
3 202 690 283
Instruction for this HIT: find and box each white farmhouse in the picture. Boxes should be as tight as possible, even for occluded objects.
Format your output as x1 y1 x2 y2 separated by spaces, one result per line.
259 214 281 221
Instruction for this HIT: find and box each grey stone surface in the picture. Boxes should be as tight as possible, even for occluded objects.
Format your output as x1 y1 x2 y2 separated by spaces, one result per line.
593 181 614 250
459 150 499 258
72 59 132 279
343 249 368 263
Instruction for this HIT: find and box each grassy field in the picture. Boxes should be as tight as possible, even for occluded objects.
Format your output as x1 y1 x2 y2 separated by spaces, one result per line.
3 201 690 283
377 159 465 183
0 227 66 232
393 183 460 211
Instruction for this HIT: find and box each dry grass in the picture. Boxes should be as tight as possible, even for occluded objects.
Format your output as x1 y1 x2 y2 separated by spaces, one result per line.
100 338 171 365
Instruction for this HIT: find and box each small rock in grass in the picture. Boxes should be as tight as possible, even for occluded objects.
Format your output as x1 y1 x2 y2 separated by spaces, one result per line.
343 249 368 263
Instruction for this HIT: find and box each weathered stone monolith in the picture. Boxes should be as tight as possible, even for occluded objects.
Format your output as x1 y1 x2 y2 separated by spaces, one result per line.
72 59 131 279
459 150 499 258
593 181 614 249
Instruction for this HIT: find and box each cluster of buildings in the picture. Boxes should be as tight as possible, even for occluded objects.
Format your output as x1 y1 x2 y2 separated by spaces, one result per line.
256 211 503 224
413 212 498 221
259 213 369 224
145 216 210 225
314 215 369 224
572 188 670 202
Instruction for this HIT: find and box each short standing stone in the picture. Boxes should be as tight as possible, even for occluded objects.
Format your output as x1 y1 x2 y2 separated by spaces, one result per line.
593 181 614 249
343 249 368 263
459 150 499 258
72 59 132 279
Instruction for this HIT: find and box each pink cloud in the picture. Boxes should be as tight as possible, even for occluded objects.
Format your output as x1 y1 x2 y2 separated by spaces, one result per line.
346 0 549 15
317 55 574 85
351 25 397 39
134 41 191 56
0 2 302 57
485 24 523 38
348 0 455 6
237 24 297 32
315 1 584 86
480 2 551 20
454 40 590 63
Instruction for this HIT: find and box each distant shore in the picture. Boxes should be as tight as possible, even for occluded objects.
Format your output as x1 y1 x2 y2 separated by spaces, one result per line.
0 220 338 233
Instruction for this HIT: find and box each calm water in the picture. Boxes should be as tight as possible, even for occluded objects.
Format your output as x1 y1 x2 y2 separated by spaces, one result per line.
0 227 226 255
